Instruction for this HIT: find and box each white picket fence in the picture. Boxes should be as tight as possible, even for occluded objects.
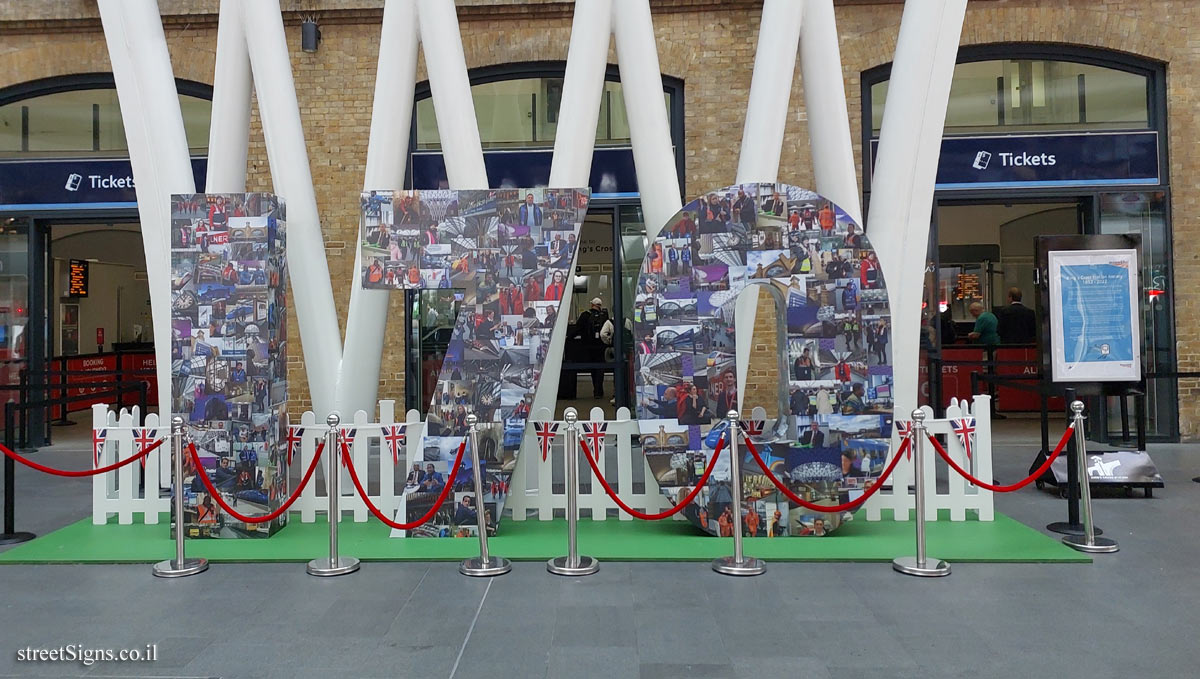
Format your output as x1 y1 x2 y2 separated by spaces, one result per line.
863 395 995 522
90 404 170 525
89 397 994 526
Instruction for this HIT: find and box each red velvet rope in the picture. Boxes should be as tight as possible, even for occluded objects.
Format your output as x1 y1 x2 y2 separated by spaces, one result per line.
742 434 910 513
579 433 725 520
928 423 1074 492
187 440 325 524
0 438 164 477
341 438 466 530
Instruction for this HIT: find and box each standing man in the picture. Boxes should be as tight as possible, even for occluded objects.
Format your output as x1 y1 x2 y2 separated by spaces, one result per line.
967 302 1000 348
519 193 542 227
996 287 1037 344
574 298 611 399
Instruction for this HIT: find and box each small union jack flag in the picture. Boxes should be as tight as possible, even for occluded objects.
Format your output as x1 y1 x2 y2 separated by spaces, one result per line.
582 421 607 459
535 421 559 461
951 417 976 461
383 424 407 465
339 427 357 467
133 428 158 468
92 428 107 467
285 426 302 466
738 419 764 438
895 420 913 460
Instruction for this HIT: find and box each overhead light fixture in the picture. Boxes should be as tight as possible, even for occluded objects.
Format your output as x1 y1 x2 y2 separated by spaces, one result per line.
301 18 321 53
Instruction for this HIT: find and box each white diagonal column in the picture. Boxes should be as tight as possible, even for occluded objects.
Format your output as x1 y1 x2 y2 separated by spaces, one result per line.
98 0 195 437
241 0 342 416
866 0 966 418
612 0 682 239
205 0 252 192
336 0 420 417
733 0 804 408
521 0 613 465
800 0 860 224
417 0 488 188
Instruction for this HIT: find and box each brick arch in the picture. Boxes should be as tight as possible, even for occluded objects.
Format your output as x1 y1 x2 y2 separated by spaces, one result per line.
0 39 215 93
848 5 1180 72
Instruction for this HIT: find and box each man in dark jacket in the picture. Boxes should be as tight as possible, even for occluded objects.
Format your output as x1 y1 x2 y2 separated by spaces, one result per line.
996 287 1037 344
573 298 611 398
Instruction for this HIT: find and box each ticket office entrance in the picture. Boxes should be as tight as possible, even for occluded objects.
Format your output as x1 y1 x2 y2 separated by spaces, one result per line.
926 191 1175 441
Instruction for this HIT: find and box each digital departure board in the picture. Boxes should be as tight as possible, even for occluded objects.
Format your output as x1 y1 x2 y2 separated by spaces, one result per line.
68 259 89 297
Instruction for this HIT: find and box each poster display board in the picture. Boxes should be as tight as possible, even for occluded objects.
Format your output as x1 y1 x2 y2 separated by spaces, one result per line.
170 193 289 538
1047 248 1140 382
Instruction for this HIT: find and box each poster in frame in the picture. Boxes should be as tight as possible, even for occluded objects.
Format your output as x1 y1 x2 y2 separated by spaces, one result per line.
1047 248 1141 383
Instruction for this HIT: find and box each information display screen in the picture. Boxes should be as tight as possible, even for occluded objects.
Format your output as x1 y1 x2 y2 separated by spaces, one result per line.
1047 248 1140 382
67 259 89 297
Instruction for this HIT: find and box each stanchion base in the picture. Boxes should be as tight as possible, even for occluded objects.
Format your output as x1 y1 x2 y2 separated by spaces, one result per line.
460 555 512 577
1062 534 1119 553
0 531 35 545
547 555 599 576
1047 521 1103 537
711 555 766 576
892 555 951 577
152 557 209 578
306 556 360 577
1192 476 1200 484
50 420 76 427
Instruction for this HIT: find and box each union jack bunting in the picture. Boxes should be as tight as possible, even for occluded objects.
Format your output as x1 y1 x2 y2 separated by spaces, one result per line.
339 427 358 466
285 426 303 466
738 419 764 438
383 424 407 465
534 421 559 462
951 417 976 461
582 421 607 459
133 428 158 468
92 428 107 467
894 420 913 460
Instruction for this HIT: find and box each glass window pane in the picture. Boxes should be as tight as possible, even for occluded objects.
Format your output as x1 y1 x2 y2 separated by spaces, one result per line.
0 87 210 157
872 58 1150 136
415 77 672 151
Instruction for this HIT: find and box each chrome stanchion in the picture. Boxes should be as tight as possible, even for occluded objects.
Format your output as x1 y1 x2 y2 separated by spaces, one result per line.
460 414 511 577
712 410 765 576
893 409 951 577
1062 401 1119 554
548 408 599 576
153 417 209 578
307 413 360 576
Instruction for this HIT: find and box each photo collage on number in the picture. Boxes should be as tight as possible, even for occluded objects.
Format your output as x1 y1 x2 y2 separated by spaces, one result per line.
634 183 894 537
170 193 290 538
359 188 590 537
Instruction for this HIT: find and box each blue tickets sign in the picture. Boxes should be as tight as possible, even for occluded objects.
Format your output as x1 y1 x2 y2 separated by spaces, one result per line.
869 131 1159 190
0 157 207 211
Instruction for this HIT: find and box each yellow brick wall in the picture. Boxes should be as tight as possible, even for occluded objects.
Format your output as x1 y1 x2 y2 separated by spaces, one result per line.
1 0 1197 433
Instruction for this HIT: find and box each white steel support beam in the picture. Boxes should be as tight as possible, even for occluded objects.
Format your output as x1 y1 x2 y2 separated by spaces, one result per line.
241 0 343 417
98 0 195 437
417 0 488 188
612 0 683 240
733 0 804 409
522 0 614 465
336 0 420 417
205 0 252 193
800 0 861 224
866 0 967 418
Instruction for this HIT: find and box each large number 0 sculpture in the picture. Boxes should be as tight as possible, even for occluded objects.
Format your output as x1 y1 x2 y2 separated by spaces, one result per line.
359 188 590 537
634 184 894 537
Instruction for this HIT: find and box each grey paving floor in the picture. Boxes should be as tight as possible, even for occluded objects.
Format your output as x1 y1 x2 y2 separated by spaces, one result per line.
0 419 1197 679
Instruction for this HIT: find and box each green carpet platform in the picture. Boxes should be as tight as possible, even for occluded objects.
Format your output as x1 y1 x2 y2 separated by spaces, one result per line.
0 510 1087 564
